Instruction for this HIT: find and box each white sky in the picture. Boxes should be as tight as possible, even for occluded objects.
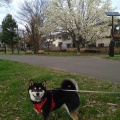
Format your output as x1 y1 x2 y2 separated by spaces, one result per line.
0 0 120 29
0 0 25 28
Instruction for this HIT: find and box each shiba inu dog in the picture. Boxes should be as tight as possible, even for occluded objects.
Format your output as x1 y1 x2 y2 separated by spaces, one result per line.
28 78 80 120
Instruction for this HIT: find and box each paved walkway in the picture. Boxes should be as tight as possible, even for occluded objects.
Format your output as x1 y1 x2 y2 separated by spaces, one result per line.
0 55 120 83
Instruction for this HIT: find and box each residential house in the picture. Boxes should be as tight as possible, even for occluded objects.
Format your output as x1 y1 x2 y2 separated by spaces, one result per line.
45 31 73 49
44 23 113 49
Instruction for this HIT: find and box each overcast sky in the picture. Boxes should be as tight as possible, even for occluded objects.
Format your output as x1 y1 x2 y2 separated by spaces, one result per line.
0 0 120 29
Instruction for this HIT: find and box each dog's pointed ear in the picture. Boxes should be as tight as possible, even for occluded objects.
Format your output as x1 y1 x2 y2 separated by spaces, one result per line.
29 80 34 87
42 81 46 87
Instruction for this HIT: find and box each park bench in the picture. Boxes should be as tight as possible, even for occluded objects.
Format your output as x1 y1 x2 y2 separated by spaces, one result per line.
25 50 32 54
36 50 44 54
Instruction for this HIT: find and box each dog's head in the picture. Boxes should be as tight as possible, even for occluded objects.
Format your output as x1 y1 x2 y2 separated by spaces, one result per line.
28 80 46 103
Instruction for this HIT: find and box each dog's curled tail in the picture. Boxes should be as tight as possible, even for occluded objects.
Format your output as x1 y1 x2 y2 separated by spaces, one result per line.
61 78 78 91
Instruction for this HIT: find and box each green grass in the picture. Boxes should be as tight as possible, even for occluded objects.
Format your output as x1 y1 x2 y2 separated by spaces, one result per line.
0 60 120 120
104 55 120 61
43 52 106 57
0 50 106 57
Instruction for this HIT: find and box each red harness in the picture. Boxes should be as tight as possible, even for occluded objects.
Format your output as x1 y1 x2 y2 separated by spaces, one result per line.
33 93 55 114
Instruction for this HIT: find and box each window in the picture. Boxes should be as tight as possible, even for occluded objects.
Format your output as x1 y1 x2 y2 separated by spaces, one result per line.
67 44 71 48
58 37 61 39
98 43 104 47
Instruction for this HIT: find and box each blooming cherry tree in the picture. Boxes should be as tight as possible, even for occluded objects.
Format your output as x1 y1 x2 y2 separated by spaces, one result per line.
41 0 113 53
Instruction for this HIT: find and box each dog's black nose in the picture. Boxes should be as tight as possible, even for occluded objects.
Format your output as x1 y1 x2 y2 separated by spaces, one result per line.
36 93 39 96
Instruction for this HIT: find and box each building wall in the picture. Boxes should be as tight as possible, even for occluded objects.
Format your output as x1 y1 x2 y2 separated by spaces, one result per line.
53 36 111 48
96 38 110 47
52 39 62 47
62 39 73 49
0 42 3 48
52 39 73 49
46 33 73 49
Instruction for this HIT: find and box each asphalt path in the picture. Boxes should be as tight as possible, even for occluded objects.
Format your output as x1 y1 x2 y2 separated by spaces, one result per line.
0 55 120 83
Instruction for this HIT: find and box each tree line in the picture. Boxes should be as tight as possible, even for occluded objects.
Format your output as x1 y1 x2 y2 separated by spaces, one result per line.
0 0 114 54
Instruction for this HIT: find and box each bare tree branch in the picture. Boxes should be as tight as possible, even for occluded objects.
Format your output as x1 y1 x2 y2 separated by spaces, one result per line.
17 0 47 53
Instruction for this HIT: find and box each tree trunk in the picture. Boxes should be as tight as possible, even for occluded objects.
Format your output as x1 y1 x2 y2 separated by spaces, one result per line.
76 45 80 55
34 39 39 54
4 44 6 54
75 41 80 55
11 44 14 54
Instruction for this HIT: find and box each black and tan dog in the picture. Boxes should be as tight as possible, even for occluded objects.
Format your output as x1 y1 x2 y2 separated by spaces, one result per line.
28 78 80 120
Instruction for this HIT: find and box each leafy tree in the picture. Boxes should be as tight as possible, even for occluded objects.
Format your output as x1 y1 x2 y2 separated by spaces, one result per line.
1 14 17 53
41 0 113 54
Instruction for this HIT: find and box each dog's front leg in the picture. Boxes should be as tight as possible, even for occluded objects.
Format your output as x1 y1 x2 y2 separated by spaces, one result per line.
42 109 50 120
43 113 50 120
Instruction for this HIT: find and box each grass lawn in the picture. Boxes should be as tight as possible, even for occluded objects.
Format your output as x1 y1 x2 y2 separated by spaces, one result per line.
104 55 120 61
0 60 120 120
0 50 106 57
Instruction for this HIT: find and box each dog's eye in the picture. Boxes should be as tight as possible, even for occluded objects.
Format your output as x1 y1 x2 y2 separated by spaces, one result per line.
34 87 37 90
32 89 35 92
39 87 42 91
32 87 37 92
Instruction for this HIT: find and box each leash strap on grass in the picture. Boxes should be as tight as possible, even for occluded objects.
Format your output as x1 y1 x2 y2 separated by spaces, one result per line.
51 89 120 94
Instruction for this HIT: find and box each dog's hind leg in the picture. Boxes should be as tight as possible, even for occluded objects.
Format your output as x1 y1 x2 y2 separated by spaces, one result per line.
63 104 79 120
70 110 79 120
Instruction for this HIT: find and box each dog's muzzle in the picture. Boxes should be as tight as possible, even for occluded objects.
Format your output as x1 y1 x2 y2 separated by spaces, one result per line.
34 92 41 100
